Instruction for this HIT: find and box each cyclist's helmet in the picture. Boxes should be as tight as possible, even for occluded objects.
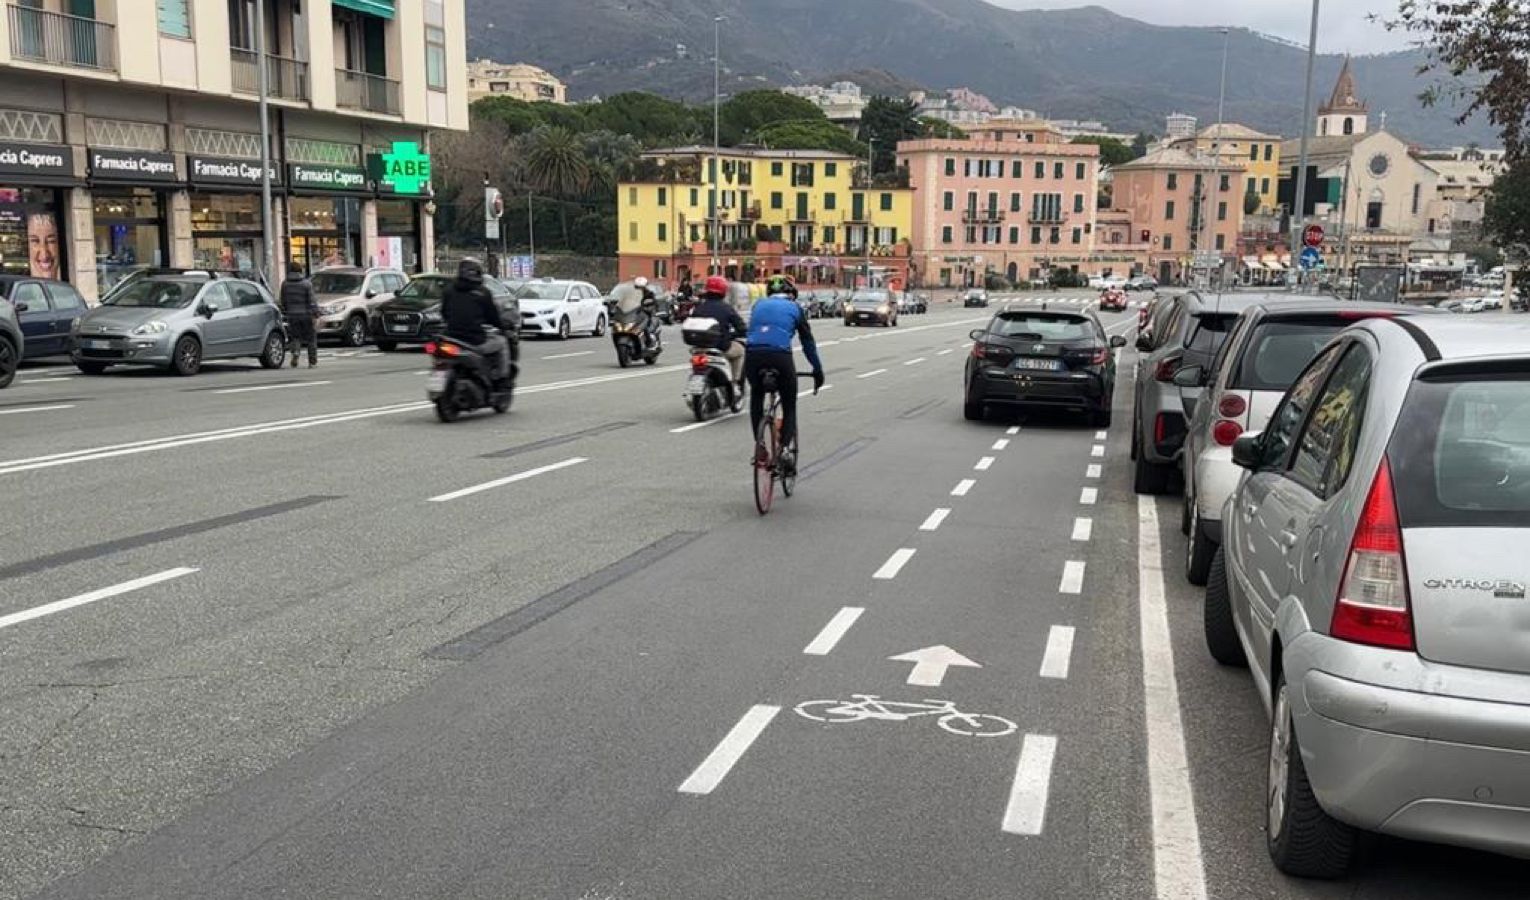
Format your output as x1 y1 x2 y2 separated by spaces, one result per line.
456 257 485 286
767 275 798 298
702 275 729 299
634 276 649 289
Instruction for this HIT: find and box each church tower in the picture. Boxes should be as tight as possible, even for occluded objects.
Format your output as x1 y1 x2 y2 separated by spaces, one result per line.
1317 57 1368 137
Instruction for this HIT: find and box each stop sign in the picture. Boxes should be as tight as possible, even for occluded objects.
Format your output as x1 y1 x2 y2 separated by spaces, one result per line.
1303 224 1325 248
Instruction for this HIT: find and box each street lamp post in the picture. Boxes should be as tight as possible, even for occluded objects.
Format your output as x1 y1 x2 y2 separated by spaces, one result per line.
864 137 875 288
1201 27 1231 289
1289 0 1321 292
254 0 275 281
711 15 724 277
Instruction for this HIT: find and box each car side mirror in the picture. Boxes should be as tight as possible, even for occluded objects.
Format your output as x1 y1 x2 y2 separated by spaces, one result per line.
365 289 377 299
1135 334 1153 351
969 328 987 341
1109 335 1128 349
1172 364 1205 388
13 301 27 313
1231 432 1265 470
198 303 215 318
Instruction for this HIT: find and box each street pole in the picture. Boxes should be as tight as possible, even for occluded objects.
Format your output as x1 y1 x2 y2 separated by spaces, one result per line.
711 15 723 277
254 0 275 281
864 137 875 288
527 193 536 276
1203 27 1230 289
1289 0 1321 292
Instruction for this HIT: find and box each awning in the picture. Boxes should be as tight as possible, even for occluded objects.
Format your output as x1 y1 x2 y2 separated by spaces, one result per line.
1241 256 1261 269
1279 254 1293 267
333 0 394 18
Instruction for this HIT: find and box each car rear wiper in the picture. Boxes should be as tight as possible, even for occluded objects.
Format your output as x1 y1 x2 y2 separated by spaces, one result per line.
1010 332 1045 341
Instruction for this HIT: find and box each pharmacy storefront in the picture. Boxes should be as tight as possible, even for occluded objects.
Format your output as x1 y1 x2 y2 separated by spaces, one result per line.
0 140 72 281
88 148 176 293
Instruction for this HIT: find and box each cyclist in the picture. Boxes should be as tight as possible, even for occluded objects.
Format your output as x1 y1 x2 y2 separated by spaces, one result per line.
744 275 824 472
688 275 747 390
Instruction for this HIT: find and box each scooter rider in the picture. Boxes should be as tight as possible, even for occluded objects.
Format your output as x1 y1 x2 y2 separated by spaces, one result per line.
689 275 747 390
441 258 511 388
633 276 663 351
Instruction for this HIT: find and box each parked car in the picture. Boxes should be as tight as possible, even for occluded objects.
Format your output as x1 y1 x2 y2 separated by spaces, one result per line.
1459 297 1488 313
516 279 608 340
844 290 899 327
371 274 518 351
963 288 989 308
1174 300 1435 585
964 308 1125 425
100 267 266 304
1130 292 1265 494
796 291 830 319
0 294 22 388
0 275 88 359
310 267 408 347
1206 315 1530 877
1126 275 1159 292
70 274 285 376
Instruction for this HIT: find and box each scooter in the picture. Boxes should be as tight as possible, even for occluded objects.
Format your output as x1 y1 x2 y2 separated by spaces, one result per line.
685 348 743 421
426 333 516 422
611 317 663 368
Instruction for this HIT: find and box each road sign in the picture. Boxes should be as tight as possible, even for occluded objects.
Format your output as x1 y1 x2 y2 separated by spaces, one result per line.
1303 224 1325 248
1299 246 1323 270
888 645 981 687
484 186 502 241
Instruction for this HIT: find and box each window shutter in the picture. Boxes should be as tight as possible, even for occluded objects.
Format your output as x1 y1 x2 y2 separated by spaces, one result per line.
157 0 192 38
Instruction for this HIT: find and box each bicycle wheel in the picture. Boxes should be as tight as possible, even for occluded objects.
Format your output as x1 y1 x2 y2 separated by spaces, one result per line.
780 426 800 497
753 396 778 515
794 700 865 725
938 712 1018 738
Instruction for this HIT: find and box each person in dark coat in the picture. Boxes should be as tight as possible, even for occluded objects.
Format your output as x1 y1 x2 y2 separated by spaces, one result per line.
441 258 510 386
279 266 320 368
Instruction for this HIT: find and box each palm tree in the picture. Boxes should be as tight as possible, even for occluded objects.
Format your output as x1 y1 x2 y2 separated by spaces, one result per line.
522 126 593 247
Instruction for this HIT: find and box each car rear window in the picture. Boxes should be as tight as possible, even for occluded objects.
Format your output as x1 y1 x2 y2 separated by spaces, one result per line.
1184 313 1235 353
992 314 1093 341
1390 372 1530 528
1232 320 1348 391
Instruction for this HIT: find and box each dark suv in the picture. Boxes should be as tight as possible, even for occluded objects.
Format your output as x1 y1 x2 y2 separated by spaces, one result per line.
965 308 1126 425
0 293 22 388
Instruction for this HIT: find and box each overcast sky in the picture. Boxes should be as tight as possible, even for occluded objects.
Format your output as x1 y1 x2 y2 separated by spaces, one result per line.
990 1 1409 53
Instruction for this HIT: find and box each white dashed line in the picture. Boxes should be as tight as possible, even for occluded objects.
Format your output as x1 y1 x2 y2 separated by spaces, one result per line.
856 369 887 379
1040 626 1076 679
18 377 73 384
1002 734 1058 835
874 548 917 580
678 705 781 795
213 380 332 395
1086 464 1102 479
0 567 199 632
427 457 587 502
904 358 926 366
1059 560 1086 594
975 456 994 471
542 350 595 360
992 439 1010 451
798 384 834 399
1072 517 1093 541
1095 430 1108 440
1080 487 1098 505
952 479 976 497
1091 444 1105 458
803 607 864 656
936 348 954 356
1006 426 1020 435
0 404 76 416
670 413 743 434
919 508 951 531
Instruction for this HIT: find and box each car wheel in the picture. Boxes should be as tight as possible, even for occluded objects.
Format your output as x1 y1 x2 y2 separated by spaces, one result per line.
1133 452 1173 495
343 315 368 347
1091 404 1112 428
1181 487 1194 536
963 392 986 422
1267 672 1356 878
375 340 397 352
1203 546 1246 666
258 330 286 369
75 361 109 376
557 317 571 341
1186 504 1216 586
593 315 607 338
171 335 202 376
0 337 16 389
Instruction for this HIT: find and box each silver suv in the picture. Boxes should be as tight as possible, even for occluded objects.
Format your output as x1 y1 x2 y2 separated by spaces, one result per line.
1207 315 1530 876
311 267 407 347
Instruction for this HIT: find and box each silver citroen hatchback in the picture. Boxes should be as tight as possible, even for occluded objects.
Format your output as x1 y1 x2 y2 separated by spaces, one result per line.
1207 315 1530 877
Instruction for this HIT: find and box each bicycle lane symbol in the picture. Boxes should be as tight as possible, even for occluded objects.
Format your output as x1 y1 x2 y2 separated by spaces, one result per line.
793 694 1017 738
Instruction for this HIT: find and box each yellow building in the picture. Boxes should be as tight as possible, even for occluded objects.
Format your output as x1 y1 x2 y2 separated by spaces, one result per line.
1169 124 1282 215
618 146 916 289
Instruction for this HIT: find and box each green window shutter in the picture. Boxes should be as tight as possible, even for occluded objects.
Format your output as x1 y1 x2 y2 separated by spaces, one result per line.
333 0 395 18
157 0 191 37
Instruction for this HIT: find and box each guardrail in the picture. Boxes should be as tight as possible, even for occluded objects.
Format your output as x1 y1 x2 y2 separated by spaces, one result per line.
231 49 311 101
335 67 400 115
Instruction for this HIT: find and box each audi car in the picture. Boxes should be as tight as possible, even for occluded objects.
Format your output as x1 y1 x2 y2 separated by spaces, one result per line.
370 274 517 351
964 309 1126 425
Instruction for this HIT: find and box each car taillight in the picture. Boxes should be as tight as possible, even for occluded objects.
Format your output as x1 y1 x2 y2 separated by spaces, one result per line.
1331 457 1414 651
1079 348 1108 366
1212 420 1244 446
423 342 436 355
971 342 987 359
1154 412 1167 444
1217 393 1247 418
1154 356 1182 382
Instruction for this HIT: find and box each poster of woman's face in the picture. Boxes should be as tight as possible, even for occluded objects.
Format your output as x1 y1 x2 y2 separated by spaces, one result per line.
27 211 59 280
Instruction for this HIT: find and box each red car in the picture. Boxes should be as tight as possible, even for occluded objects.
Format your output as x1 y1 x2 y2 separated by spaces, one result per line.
1098 288 1128 312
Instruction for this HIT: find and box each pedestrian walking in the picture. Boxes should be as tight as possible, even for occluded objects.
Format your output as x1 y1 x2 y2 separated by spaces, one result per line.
280 266 320 368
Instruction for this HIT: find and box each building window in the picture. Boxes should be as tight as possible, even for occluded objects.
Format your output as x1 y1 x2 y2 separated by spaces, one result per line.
964 159 972 177
689 188 698 206
1012 160 1022 178
943 191 953 211
1076 162 1086 180
1167 173 1178 190
964 226 976 243
770 192 783 210
1054 162 1064 179
945 158 956 176
628 187 638 206
791 163 814 187
1264 144 1274 162
822 226 835 244
1073 194 1085 213
1010 192 1021 212
1249 144 1259 160
629 222 638 241
1072 227 1082 244
1411 183 1421 215
658 222 667 242
1219 174 1230 192
771 162 783 177
1009 226 1019 244
1165 200 1176 220
825 163 837 177
1215 234 1225 250
157 0 192 38
425 26 448 91
689 225 700 242
1031 226 1042 243
880 193 893 211
1035 161 1045 178
1049 226 1061 244
941 225 953 244
657 187 667 207
1217 201 1227 221
1163 235 1174 251
825 193 837 211
1247 176 1257 194
1261 177 1270 194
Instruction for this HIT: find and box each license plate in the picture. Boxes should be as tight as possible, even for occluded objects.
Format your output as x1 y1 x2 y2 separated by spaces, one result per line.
1015 357 1061 371
427 371 448 394
84 339 110 349
389 324 410 333
686 375 708 395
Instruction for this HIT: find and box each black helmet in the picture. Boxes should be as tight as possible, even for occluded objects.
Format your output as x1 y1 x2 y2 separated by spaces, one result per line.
457 257 485 286
767 275 798 298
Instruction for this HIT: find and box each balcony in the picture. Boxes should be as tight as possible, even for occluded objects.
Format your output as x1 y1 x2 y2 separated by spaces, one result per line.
962 209 1005 225
788 210 818 224
231 49 310 101
8 5 116 72
1029 213 1066 225
739 203 762 221
335 67 400 115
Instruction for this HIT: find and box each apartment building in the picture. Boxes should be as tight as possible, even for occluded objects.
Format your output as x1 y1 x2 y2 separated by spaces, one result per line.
899 124 1101 287
0 0 467 300
1111 146 1245 285
1168 123 1282 214
617 146 915 289
465 60 566 105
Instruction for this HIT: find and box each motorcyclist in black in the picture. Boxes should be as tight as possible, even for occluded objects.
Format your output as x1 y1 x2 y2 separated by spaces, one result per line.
634 276 662 352
441 258 511 388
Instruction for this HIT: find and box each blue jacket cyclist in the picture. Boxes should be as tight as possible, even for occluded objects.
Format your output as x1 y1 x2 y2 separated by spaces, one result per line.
745 276 825 469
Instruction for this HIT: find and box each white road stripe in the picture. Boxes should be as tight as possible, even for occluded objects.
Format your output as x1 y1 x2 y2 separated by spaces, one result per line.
542 350 595 360
213 380 332 395
678 705 781 795
0 404 75 416
18 377 73 384
873 548 917 580
798 384 834 399
0 568 199 632
936 348 954 356
427 457 587 502
952 479 976 496
1137 497 1209 899
803 607 864 656
1006 426 1020 435
817 340 841 347
904 357 926 366
1080 487 1098 505
992 439 1010 451
856 368 887 379
975 456 995 471
1086 464 1102 479
1039 626 1076 679
1072 517 1093 541
1002 734 1058 835
1059 560 1085 594
1095 430 1109 440
919 508 951 531
1091 444 1105 458
670 412 743 434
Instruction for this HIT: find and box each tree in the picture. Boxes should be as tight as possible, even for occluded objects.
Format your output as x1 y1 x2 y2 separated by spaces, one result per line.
858 96 925 174
1243 191 1262 216
583 92 698 146
1482 160 1530 260
523 126 592 197
753 119 867 157
1070 136 1134 167
718 90 827 145
918 117 965 139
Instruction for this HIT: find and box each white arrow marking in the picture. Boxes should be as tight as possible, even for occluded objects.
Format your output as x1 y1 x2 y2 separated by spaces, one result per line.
888 645 981 687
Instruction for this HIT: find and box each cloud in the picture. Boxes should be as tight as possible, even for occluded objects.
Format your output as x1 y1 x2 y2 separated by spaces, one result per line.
988 1 1410 53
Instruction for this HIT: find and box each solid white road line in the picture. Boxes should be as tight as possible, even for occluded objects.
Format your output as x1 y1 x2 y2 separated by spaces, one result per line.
1006 426 1020 435
670 413 743 434
1080 487 1098 505
919 508 951 532
213 380 332 395
803 607 865 656
1039 626 1076 679
975 456 994 471
1086 464 1102 479
873 548 917 580
1002 734 1059 836
1059 560 1085 594
856 368 887 379
992 439 1010 451
541 350 595 360
1091 444 1105 458
19 377 74 384
1072 517 1093 542
427 457 587 503
0 404 76 416
0 568 199 632
1137 497 1209 899
1095 430 1109 440
905 358 926 366
678 705 781 795
952 479 976 497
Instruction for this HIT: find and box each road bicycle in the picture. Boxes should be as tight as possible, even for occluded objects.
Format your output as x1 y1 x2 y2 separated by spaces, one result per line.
752 368 816 515
794 694 1016 738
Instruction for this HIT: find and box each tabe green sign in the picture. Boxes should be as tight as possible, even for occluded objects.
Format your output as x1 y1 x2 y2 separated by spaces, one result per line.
369 141 431 195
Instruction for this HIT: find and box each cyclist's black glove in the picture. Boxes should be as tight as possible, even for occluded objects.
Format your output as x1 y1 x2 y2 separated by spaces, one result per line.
812 369 825 394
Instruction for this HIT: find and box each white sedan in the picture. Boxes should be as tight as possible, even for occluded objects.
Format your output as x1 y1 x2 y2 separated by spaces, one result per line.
514 279 609 340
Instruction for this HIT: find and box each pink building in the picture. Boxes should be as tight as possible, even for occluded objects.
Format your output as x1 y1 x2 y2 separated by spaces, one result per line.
899 124 1101 287
1110 147 1246 285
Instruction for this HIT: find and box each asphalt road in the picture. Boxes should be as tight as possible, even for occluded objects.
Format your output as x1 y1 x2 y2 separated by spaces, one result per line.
1 294 1524 899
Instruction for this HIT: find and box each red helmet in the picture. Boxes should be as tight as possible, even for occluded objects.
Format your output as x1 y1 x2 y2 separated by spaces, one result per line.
703 275 729 297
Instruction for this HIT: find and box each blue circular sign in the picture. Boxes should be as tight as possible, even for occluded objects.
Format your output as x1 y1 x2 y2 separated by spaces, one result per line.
1299 246 1323 270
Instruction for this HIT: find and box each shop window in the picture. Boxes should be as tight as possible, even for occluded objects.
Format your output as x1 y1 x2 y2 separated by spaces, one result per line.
0 187 64 281
93 189 166 294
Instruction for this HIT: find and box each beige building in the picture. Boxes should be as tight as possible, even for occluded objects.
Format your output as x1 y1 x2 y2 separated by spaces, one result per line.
466 60 565 105
0 0 468 300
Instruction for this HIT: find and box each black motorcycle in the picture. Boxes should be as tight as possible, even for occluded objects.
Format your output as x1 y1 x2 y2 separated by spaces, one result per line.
610 310 663 368
427 333 516 422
